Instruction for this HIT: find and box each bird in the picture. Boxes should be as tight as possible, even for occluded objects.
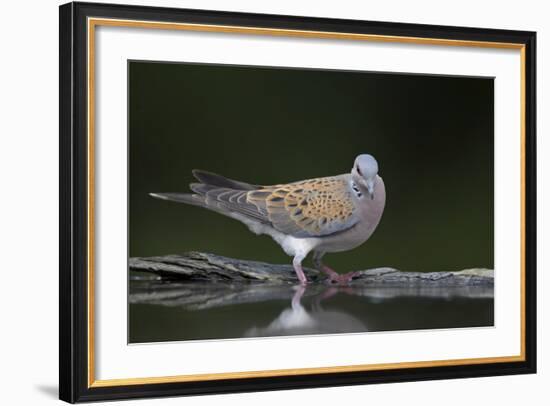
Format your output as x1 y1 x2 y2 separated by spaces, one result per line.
150 154 386 285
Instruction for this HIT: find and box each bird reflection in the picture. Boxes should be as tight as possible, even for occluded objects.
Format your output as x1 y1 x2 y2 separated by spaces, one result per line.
244 285 367 337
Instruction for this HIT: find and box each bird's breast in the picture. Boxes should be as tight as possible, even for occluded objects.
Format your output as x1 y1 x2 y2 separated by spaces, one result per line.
318 176 386 253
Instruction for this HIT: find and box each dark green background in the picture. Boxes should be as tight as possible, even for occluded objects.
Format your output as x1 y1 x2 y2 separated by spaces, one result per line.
129 61 494 273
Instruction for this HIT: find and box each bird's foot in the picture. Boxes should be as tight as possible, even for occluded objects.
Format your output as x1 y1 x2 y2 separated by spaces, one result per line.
321 266 359 285
326 271 360 285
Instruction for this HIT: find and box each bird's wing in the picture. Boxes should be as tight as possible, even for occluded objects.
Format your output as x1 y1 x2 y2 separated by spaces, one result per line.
151 172 358 238
191 183 271 225
247 176 359 237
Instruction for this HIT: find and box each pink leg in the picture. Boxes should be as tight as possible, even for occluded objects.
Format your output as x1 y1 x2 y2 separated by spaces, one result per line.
292 256 308 285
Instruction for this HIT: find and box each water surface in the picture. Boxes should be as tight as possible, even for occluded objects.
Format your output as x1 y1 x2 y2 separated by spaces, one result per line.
129 276 493 343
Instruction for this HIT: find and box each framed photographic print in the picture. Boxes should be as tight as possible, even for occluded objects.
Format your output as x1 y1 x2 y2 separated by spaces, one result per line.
59 1 537 403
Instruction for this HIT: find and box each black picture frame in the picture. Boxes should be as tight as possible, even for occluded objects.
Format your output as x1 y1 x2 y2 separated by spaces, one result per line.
60 1 537 403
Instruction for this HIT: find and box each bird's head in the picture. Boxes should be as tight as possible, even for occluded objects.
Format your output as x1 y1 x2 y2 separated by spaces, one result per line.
351 154 379 200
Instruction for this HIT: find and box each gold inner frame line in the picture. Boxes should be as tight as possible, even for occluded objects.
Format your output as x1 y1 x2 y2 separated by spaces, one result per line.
86 17 527 388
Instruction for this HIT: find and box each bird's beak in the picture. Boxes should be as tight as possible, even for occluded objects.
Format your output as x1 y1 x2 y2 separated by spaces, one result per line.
366 179 375 200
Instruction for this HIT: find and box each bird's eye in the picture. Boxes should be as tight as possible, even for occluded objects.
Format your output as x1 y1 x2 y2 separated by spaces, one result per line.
356 166 362 176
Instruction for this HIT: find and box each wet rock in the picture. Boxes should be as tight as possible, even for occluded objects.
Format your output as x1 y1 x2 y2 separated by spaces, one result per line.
129 252 494 286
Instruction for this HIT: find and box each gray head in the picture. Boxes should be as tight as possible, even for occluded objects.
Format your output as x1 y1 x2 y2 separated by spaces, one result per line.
351 154 379 199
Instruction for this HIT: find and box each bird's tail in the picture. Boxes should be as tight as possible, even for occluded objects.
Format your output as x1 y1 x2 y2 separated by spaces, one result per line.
149 192 205 207
149 170 259 209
